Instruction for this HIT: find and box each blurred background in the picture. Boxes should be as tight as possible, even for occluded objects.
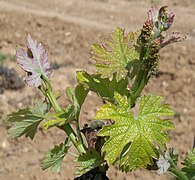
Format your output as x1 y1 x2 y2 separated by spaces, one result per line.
0 0 194 179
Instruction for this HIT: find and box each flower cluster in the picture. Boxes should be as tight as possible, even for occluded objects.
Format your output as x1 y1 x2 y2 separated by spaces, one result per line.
139 5 186 76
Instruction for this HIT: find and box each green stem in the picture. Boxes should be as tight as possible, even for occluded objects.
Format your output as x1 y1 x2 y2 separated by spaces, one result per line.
62 124 86 154
129 31 162 106
130 46 148 107
45 87 86 154
46 89 61 112
131 72 147 104
75 120 84 143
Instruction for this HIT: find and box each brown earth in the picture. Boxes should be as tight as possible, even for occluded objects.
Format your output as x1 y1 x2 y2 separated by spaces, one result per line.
0 0 195 179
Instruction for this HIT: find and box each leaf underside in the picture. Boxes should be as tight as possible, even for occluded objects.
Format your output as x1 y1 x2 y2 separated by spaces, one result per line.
92 27 139 81
95 93 174 172
157 149 171 175
16 35 51 87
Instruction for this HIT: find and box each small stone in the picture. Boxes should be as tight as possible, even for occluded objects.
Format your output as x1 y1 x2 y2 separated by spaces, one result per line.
65 32 71 36
162 81 169 88
1 140 9 149
183 108 188 113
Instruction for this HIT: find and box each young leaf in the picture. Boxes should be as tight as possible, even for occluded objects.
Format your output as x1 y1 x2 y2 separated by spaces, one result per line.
77 70 128 102
41 139 70 173
8 100 47 139
16 35 51 87
95 93 174 171
148 6 174 33
181 148 195 179
76 150 105 175
92 27 139 81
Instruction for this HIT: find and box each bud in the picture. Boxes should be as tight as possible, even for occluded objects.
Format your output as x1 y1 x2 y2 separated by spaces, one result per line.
147 5 175 34
158 5 174 31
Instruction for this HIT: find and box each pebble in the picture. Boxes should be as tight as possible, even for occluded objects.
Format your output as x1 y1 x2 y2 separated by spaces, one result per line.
183 108 188 113
65 32 71 37
1 140 9 149
162 81 169 88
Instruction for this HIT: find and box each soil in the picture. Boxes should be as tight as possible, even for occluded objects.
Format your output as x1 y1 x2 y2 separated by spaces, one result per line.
0 0 195 180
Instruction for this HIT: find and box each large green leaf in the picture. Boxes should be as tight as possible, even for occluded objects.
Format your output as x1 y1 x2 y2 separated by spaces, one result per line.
95 93 174 171
77 70 128 102
92 27 139 81
41 138 70 173
8 100 47 139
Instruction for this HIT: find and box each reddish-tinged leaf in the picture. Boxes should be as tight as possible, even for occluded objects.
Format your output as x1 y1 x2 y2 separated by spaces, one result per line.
147 6 175 32
16 35 51 87
161 31 187 47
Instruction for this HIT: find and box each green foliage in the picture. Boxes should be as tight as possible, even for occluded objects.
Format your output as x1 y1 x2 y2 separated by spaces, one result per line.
76 150 105 175
0 53 6 64
41 138 70 173
7 5 187 179
181 148 195 179
66 84 89 119
92 27 139 81
8 100 47 139
77 70 128 102
42 105 74 130
95 93 174 171
43 85 88 130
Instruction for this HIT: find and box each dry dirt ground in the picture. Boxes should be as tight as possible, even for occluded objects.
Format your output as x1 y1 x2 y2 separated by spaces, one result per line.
0 0 195 179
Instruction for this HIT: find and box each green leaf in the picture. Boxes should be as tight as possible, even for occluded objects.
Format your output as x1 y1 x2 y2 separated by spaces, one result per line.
41 138 70 173
32 99 48 116
42 105 74 130
77 70 128 102
43 85 88 130
92 27 139 81
76 150 105 175
95 93 174 171
66 84 89 118
182 148 195 179
8 100 47 139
